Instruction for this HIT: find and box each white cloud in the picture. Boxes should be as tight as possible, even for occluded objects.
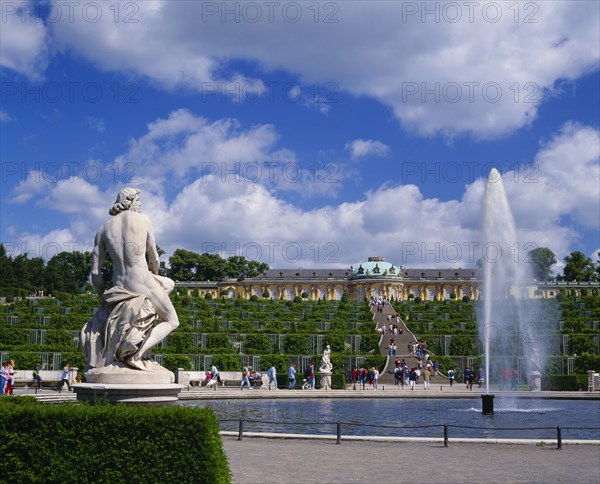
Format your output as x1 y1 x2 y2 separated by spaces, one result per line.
85 116 106 133
111 108 345 198
0 111 16 123
41 1 599 138
0 2 48 78
9 171 51 204
10 113 599 270
346 139 390 160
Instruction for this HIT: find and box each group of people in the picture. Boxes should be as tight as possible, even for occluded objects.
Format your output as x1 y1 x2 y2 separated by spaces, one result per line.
462 367 485 390
407 341 430 359
392 359 435 390
370 296 390 313
501 367 518 390
0 360 16 395
0 360 79 395
348 366 380 390
239 367 263 390
239 362 316 390
377 321 403 337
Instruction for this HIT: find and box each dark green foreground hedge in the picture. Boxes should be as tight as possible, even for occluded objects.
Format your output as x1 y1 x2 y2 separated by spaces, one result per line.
0 398 231 484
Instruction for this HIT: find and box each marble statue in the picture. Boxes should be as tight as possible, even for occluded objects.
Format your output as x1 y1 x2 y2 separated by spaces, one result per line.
320 345 332 372
528 348 543 391
319 345 333 390
80 188 179 383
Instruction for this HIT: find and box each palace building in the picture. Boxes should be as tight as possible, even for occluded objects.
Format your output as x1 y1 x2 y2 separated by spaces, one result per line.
176 256 483 301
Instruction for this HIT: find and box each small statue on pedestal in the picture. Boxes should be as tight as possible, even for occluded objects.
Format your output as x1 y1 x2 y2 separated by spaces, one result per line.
319 345 333 390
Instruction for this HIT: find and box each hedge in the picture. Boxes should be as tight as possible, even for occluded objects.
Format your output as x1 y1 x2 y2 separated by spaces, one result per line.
0 398 231 483
541 374 588 391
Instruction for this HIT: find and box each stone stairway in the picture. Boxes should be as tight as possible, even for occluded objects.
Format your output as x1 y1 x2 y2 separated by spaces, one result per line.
372 302 448 386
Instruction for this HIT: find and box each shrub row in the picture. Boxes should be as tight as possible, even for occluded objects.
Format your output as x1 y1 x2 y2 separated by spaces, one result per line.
0 398 230 483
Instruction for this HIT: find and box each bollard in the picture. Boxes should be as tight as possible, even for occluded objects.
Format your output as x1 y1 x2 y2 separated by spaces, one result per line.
557 426 562 450
444 423 448 447
238 418 244 441
440 385 442 391
336 422 341 445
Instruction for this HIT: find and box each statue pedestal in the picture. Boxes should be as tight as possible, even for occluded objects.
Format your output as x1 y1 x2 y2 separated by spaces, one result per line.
528 371 542 391
84 362 175 385
319 371 332 390
74 383 183 405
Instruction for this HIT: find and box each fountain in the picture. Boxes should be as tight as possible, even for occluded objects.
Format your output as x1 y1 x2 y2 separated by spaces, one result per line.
480 169 543 413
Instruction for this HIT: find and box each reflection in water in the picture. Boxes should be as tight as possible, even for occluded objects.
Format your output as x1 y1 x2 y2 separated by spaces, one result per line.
178 398 600 440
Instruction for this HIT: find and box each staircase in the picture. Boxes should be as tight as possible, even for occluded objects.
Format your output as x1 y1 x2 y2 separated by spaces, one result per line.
372 302 447 386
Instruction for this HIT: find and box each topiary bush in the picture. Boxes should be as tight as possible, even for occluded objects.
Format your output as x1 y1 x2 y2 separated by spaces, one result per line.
0 399 230 483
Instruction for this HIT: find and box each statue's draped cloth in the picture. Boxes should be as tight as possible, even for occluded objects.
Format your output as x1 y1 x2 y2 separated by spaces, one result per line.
82 286 157 370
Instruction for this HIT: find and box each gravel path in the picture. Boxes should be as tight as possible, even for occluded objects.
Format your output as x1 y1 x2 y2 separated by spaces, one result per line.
223 436 600 484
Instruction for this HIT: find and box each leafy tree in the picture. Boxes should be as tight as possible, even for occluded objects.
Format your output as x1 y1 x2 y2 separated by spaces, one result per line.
561 251 597 282
45 251 92 294
167 250 269 282
168 249 201 281
225 256 269 279
527 247 557 281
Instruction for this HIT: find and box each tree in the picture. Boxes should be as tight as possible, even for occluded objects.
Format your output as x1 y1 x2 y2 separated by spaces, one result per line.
168 249 201 281
225 255 269 279
45 251 92 293
167 249 269 282
561 251 597 282
527 247 557 281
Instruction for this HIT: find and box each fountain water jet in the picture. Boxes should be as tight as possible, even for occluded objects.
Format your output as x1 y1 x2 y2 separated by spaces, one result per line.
480 168 542 409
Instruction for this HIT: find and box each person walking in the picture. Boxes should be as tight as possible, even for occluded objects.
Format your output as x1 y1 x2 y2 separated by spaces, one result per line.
0 362 7 395
448 368 455 387
371 367 379 390
267 364 278 390
409 368 417 390
307 363 315 390
4 359 16 395
60 361 72 393
240 366 252 390
33 362 43 392
211 364 220 385
423 367 431 390
358 366 368 390
463 367 471 389
288 363 297 389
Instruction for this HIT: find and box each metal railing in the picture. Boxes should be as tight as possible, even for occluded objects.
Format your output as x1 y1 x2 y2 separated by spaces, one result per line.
225 418 599 450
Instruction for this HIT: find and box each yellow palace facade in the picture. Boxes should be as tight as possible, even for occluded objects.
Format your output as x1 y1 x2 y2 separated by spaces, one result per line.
176 257 482 301
175 256 599 301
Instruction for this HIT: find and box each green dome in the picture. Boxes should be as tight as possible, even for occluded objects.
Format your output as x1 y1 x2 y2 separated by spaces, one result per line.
353 257 398 277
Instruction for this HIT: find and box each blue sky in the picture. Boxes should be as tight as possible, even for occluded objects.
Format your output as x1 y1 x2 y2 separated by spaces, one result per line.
1 0 599 275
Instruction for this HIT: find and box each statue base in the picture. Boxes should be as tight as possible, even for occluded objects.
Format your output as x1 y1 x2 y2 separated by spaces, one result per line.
319 371 332 390
85 361 175 384
74 383 183 405
528 371 542 391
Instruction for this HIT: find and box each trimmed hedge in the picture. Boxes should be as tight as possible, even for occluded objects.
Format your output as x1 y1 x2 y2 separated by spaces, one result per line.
541 374 588 391
0 398 231 483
